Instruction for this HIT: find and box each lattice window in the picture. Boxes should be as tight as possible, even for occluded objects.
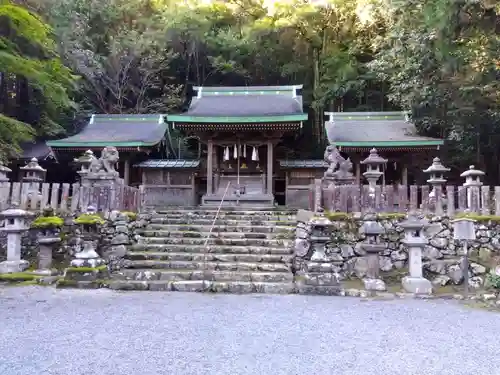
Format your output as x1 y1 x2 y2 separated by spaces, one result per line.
288 177 312 186
170 172 192 185
144 170 163 184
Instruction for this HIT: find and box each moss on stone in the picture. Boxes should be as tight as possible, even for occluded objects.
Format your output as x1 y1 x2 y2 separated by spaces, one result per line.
325 212 351 221
325 212 406 221
74 213 105 226
121 211 137 221
65 265 108 273
31 215 64 229
377 213 406 220
454 213 500 222
0 272 42 281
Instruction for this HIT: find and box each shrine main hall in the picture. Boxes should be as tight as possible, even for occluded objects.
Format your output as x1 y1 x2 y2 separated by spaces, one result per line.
42 85 443 208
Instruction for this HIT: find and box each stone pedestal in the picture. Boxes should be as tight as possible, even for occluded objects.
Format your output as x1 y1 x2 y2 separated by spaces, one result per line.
35 236 61 275
81 175 124 212
59 240 108 289
0 205 33 274
362 243 387 291
360 218 386 291
401 246 432 294
400 214 432 294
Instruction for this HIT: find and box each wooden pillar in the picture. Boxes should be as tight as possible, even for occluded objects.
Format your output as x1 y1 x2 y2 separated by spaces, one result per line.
213 143 219 192
355 157 361 185
207 139 213 195
402 164 408 186
123 159 130 186
267 140 273 194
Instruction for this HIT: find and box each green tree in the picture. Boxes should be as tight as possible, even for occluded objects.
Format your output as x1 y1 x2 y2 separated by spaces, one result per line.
0 0 76 161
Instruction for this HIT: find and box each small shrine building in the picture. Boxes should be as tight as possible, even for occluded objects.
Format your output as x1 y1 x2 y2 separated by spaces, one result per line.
166 85 307 207
46 114 169 186
324 111 444 185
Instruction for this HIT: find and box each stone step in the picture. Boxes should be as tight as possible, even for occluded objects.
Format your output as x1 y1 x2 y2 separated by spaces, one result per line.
146 224 295 233
123 260 291 273
150 218 296 226
117 269 294 283
126 251 293 263
151 214 296 221
108 280 295 294
139 230 294 240
138 237 292 247
130 244 292 255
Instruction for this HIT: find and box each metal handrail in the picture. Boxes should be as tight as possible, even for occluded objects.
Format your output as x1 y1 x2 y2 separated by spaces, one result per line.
202 181 231 287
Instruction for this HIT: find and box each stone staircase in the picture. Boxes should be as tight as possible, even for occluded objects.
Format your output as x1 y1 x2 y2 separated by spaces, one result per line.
110 208 297 293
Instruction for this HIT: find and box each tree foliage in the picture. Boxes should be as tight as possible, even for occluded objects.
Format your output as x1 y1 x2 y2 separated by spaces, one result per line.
0 0 76 161
9 0 500 180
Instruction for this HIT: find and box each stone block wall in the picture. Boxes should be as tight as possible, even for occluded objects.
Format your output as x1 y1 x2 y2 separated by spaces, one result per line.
295 214 500 288
0 211 151 269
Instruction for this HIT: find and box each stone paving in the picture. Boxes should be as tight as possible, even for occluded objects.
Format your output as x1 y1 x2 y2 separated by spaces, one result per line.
1 286 499 375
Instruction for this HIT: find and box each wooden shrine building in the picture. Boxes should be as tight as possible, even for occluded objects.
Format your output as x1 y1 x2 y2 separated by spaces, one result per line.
324 112 444 185
167 85 308 207
46 114 169 186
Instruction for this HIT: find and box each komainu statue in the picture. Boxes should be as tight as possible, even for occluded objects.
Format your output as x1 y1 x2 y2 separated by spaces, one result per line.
324 145 343 177
88 146 120 177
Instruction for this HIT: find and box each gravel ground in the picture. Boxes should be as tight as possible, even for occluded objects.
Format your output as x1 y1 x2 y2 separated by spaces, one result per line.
1 287 500 375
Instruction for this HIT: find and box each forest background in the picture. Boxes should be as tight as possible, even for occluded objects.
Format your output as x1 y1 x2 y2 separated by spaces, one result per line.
1 0 499 182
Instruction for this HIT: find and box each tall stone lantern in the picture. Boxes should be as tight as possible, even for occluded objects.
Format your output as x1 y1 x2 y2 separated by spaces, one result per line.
20 157 46 204
0 203 34 273
361 148 387 210
400 214 432 294
20 157 46 183
360 216 386 291
460 165 484 212
423 157 450 214
74 150 96 181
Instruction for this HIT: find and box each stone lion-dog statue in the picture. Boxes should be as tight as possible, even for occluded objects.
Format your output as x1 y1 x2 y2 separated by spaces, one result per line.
88 146 120 177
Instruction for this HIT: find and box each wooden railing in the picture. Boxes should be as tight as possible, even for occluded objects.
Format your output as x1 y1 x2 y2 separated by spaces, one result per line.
0 182 140 213
321 184 499 216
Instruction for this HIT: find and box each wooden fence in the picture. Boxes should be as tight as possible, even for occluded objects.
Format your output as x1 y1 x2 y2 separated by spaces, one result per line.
320 184 500 216
0 182 140 213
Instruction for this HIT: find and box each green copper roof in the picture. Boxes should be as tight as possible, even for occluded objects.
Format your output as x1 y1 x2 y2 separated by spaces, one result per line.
168 85 307 123
47 114 167 148
324 111 444 147
168 114 307 123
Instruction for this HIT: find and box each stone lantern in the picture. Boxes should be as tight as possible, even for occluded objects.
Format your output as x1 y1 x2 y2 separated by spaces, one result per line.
361 148 387 209
360 216 386 291
400 214 432 294
0 163 11 182
70 205 105 269
32 208 63 275
452 217 476 295
460 165 484 212
309 215 335 261
74 150 95 180
0 203 34 273
423 157 450 214
20 157 46 183
20 157 46 204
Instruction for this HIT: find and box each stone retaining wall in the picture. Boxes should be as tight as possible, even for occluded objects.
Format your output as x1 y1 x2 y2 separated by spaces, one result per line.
295 215 500 289
0 212 152 269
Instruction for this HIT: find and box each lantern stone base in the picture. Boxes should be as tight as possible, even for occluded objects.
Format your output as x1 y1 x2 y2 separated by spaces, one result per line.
362 277 386 291
402 276 433 295
296 272 342 295
0 260 29 274
58 264 109 289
